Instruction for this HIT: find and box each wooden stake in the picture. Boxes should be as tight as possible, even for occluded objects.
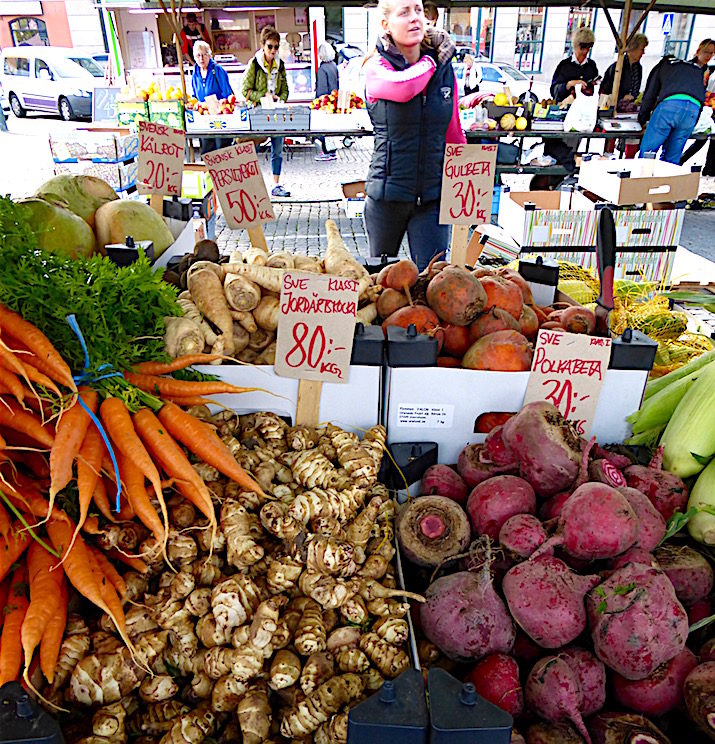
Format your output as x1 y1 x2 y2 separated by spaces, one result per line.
449 225 471 267
296 380 323 426
248 226 269 252
149 194 163 216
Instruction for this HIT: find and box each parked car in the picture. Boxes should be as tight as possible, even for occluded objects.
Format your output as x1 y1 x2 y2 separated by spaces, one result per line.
0 46 104 120
91 53 110 71
468 61 551 102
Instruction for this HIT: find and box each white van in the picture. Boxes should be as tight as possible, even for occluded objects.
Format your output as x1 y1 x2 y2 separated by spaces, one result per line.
0 47 104 120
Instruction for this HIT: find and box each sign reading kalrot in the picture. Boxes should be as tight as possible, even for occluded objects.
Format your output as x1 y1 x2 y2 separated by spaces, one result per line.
137 121 184 196
202 142 275 230
274 271 359 384
524 329 612 436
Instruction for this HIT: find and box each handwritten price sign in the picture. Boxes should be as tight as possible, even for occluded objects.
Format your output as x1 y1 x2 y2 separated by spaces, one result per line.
439 143 497 225
137 121 184 196
274 272 359 384
202 141 274 230
524 329 612 436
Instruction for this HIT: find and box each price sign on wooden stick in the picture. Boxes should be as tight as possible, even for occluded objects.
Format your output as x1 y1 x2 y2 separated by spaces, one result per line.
524 329 612 436
137 120 184 196
275 271 359 385
203 141 275 230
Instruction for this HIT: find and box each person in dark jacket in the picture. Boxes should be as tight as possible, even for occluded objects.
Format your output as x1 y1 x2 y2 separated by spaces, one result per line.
638 43 711 164
314 41 339 160
544 27 598 173
191 41 234 156
363 0 466 271
181 13 211 63
679 39 715 174
601 33 648 104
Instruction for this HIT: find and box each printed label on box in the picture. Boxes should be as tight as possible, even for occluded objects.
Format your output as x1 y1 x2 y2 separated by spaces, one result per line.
397 404 455 428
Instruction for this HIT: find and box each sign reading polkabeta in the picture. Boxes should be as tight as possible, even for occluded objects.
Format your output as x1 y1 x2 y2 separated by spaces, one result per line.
524 329 612 436
274 271 359 384
202 142 274 230
137 120 184 196
439 143 498 225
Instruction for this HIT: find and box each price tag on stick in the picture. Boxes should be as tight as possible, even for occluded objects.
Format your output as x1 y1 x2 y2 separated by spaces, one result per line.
523 329 612 436
137 121 184 196
440 143 497 226
203 142 275 230
274 271 359 384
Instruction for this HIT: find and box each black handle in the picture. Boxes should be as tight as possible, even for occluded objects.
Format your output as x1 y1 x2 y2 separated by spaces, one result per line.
596 207 616 311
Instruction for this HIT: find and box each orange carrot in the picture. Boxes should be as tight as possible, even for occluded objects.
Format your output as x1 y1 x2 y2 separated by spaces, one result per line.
82 516 100 534
87 549 128 640
133 354 223 375
92 477 118 524
5 450 50 480
69 426 105 553
0 525 31 584
104 548 149 575
0 306 75 391
124 371 261 397
0 401 54 448
0 564 29 685
11 360 61 398
0 343 28 383
0 576 10 628
88 546 126 598
99 398 166 530
48 388 97 517
117 450 165 547
39 576 67 684
163 396 227 408
0 367 24 403
158 401 264 496
0 502 12 544
21 542 63 677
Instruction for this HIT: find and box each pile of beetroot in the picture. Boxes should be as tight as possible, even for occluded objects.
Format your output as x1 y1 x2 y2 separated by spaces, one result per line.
396 402 714 744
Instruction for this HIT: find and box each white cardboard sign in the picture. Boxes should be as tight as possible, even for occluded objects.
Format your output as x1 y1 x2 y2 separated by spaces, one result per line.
137 121 184 196
439 143 498 225
202 141 275 230
524 329 612 436
274 271 359 384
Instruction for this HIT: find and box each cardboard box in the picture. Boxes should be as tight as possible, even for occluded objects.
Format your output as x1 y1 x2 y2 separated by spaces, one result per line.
49 132 138 163
54 159 137 191
342 181 366 219
579 158 700 205
117 101 149 127
310 108 372 131
148 100 185 130
152 215 195 269
249 105 311 132
185 107 250 133
192 365 382 433
182 164 213 199
498 190 598 248
385 366 649 464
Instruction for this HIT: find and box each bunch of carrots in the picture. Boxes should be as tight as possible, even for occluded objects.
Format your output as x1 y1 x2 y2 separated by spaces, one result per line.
0 304 267 694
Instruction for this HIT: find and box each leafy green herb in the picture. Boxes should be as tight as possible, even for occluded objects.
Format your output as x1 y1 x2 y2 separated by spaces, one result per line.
171 367 220 383
596 600 607 614
689 612 715 634
661 506 699 545
613 582 637 596
594 587 607 598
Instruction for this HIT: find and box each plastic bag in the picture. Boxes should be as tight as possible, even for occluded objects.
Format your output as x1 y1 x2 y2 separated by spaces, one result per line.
563 85 598 133
692 106 714 135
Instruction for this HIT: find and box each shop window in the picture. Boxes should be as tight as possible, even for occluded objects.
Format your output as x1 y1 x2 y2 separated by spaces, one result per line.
9 17 49 46
515 7 546 72
3 56 30 76
663 14 694 59
564 8 595 55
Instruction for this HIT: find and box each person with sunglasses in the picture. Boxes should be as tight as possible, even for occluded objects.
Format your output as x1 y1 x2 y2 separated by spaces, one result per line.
243 27 291 197
541 27 599 178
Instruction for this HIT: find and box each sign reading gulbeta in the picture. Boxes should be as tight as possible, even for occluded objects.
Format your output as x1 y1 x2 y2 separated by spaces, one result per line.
524 329 612 436
439 143 498 225
137 120 184 196
274 271 359 384
203 141 274 230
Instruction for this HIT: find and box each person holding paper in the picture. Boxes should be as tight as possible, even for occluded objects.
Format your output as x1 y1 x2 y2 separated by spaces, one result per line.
191 41 234 156
243 27 291 198
362 0 466 272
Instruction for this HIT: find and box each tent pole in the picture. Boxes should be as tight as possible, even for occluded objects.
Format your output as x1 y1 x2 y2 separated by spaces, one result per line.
599 0 621 48
609 0 632 108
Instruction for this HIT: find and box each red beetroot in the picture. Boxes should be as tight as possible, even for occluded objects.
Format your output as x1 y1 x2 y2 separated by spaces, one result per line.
689 598 712 626
613 647 698 716
699 638 715 662
526 722 583 744
465 653 524 717
457 443 517 488
589 712 671 744
503 556 600 648
561 647 606 717
531 483 639 561
539 492 571 521
525 656 591 744
588 564 689 680
588 459 626 488
624 447 689 520
420 562 516 662
683 662 715 740
609 547 658 570
421 464 469 505
617 487 666 552
513 631 543 665
484 425 518 467
653 544 714 606
592 445 634 470
500 514 547 559
502 402 583 497
467 475 537 540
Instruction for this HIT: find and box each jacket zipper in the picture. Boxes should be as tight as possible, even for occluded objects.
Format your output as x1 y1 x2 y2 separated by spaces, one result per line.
415 92 427 207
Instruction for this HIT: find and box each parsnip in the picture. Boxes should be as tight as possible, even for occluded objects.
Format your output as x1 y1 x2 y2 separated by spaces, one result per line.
253 295 280 332
164 316 205 358
294 255 324 273
187 260 225 282
355 302 377 325
187 269 234 356
222 263 284 293
224 273 261 312
243 247 269 266
266 251 295 269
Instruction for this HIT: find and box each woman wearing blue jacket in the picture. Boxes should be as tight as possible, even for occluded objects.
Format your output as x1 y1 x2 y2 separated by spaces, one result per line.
191 41 234 155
